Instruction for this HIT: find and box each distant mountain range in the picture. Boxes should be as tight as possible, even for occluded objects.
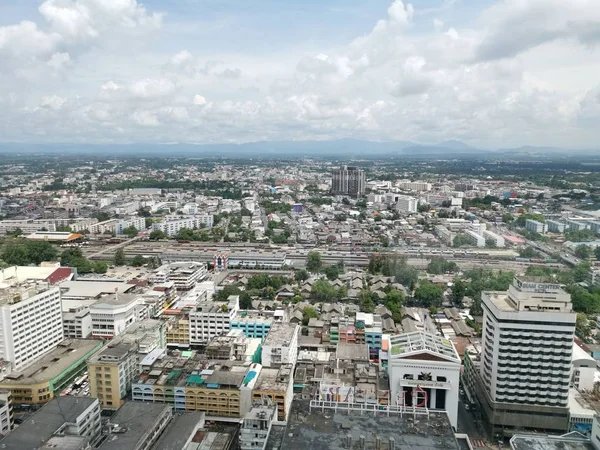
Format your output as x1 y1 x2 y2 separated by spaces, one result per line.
0 139 596 158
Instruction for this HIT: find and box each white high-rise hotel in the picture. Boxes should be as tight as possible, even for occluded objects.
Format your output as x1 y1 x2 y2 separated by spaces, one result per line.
479 276 576 432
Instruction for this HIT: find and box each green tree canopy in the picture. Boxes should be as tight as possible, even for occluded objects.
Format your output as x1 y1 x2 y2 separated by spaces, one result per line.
414 281 444 308
114 248 126 266
306 251 323 272
149 230 167 240
575 245 591 260
122 225 139 238
427 257 459 275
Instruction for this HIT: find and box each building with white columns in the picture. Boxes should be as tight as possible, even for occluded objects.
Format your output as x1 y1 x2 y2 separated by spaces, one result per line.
387 331 461 428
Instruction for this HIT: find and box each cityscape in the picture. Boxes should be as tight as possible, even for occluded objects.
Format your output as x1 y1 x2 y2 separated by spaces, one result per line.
1 0 600 450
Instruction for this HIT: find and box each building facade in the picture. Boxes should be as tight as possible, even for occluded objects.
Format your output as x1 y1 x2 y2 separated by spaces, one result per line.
475 276 576 435
0 284 64 371
331 165 366 198
188 295 240 345
387 331 461 429
87 340 139 410
151 215 214 237
261 323 299 368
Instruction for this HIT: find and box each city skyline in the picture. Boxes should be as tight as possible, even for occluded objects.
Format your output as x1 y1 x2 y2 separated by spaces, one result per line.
1 0 600 149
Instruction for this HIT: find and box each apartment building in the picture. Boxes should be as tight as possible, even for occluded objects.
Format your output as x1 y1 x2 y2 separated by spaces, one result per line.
473 276 576 434
252 365 295 421
434 225 453 245
482 229 505 248
239 401 278 450
261 323 299 368
87 339 139 410
465 229 485 247
151 261 207 291
166 317 191 348
525 219 547 234
188 295 240 345
547 220 566 233
230 313 273 339
0 281 64 371
0 397 102 449
395 195 418 214
151 214 214 237
331 165 366 198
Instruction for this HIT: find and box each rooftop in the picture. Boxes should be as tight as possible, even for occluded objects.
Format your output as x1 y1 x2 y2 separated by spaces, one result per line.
88 340 137 364
150 412 205 450
510 432 594 450
336 343 370 362
0 339 102 385
263 323 298 346
388 331 460 363
270 400 460 450
60 280 135 299
97 401 171 450
0 397 98 449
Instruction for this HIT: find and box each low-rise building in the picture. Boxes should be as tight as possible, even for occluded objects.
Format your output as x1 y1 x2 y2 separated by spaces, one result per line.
261 323 299 368
151 214 214 237
62 303 93 338
0 397 102 449
89 293 141 338
0 390 13 436
0 339 102 406
482 229 506 247
150 261 207 291
239 401 278 450
188 295 240 345
97 401 172 450
87 339 139 410
231 313 273 339
252 365 294 421
387 331 461 429
525 219 547 234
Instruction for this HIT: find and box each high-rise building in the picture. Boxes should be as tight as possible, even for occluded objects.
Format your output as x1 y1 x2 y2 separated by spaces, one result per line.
0 281 64 371
331 165 365 198
466 276 576 435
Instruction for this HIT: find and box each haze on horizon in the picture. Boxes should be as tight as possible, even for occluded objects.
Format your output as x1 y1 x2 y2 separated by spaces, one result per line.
1 0 599 149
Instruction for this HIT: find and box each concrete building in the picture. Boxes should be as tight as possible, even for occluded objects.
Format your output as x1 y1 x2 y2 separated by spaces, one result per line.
331 165 366 198
0 281 64 371
398 181 432 192
239 401 278 450
470 276 577 436
571 343 596 391
387 331 461 429
230 313 273 339
525 219 547 234
150 261 207 291
567 219 589 232
252 365 295 421
87 339 139 410
0 339 102 406
434 225 453 245
547 220 567 233
97 402 172 450
0 397 101 449
114 216 146 235
395 195 418 214
188 295 240 345
0 390 13 436
261 323 299 368
482 229 506 248
151 214 214 237
465 229 485 247
89 293 142 338
132 351 261 418
62 303 93 338
150 412 208 450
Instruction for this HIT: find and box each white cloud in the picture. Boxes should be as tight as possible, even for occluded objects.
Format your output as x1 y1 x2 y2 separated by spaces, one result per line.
129 78 175 98
0 0 599 148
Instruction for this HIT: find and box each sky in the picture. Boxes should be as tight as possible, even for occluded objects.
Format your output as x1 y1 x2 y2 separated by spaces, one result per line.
1 0 600 149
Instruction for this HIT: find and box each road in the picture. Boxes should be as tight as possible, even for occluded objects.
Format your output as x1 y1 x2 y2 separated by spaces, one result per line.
457 398 492 449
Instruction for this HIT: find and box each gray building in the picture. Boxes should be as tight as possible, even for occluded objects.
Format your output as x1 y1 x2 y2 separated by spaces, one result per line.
0 397 101 449
332 165 365 198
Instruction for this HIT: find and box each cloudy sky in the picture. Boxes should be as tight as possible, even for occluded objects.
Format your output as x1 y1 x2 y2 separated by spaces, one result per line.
1 0 599 148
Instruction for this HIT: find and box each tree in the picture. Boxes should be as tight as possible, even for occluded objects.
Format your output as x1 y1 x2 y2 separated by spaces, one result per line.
359 290 376 313
93 261 108 274
114 248 126 266
149 230 167 240
25 241 58 265
131 255 146 267
1 241 29 265
213 284 242 302
295 269 310 283
239 292 252 309
385 289 404 306
485 238 497 249
56 225 72 232
453 234 471 247
596 246 600 261
122 225 138 238
575 245 591 260
137 207 152 217
450 279 467 306
302 306 319 325
414 281 444 308
306 251 322 272
323 265 340 281
519 247 539 258
502 213 514 223
311 279 339 302
427 257 459 275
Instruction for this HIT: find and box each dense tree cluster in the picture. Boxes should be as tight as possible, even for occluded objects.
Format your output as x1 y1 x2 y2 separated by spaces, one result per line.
1 239 58 266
